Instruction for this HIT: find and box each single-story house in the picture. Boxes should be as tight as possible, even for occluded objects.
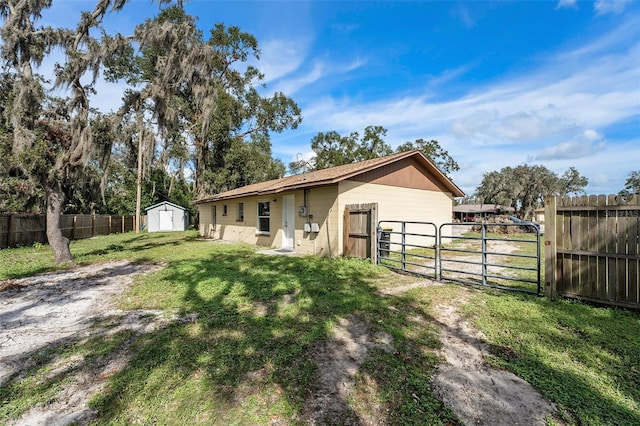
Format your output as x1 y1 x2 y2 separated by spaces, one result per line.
145 201 189 232
196 150 465 257
452 204 514 222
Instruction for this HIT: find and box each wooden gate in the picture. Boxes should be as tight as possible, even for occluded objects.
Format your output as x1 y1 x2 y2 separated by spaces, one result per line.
344 203 378 261
545 194 639 310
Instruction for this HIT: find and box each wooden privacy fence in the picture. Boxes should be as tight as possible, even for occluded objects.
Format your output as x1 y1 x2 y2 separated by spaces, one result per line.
0 213 139 249
545 194 639 310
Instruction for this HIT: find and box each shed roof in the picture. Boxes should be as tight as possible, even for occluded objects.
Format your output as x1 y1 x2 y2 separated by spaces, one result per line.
145 201 188 212
196 150 465 203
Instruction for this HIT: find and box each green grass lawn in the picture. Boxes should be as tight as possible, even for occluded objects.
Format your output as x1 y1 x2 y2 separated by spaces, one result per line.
1 231 638 425
465 293 640 425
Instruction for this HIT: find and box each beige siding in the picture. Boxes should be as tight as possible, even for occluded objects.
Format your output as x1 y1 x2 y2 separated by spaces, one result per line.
197 186 340 256
198 196 278 247
338 180 454 253
296 186 339 257
199 180 453 256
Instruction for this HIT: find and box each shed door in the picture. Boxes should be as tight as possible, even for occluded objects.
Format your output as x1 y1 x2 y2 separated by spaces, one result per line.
343 203 378 262
159 210 173 231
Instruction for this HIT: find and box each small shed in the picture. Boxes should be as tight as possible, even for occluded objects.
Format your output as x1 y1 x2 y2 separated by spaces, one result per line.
145 201 189 232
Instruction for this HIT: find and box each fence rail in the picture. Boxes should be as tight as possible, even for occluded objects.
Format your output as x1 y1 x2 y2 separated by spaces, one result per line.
545 194 639 310
0 213 141 249
439 223 541 295
376 221 541 294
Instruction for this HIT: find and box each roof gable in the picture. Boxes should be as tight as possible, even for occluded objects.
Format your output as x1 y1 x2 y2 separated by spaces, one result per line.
145 201 187 211
196 150 464 203
350 156 452 192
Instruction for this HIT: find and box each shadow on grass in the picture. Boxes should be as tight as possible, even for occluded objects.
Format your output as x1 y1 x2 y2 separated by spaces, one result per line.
0 232 200 281
3 236 638 424
78 232 200 259
85 247 459 424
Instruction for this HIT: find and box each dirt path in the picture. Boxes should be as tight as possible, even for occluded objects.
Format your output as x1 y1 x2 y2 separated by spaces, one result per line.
301 315 395 424
0 261 165 425
380 280 558 425
430 286 557 425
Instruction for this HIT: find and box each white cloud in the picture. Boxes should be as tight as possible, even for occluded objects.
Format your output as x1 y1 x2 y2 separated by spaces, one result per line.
534 139 606 161
257 39 309 83
451 109 578 144
427 65 473 88
301 29 640 147
344 57 367 72
595 0 629 15
269 56 366 96
272 62 325 96
556 0 578 10
583 129 603 141
452 4 478 28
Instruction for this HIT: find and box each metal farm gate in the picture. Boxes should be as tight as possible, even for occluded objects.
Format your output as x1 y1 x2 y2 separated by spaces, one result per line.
377 221 542 295
378 221 438 279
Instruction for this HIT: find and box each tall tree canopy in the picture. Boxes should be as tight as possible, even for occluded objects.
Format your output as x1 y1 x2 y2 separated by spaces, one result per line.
0 1 301 261
620 170 640 197
289 125 459 177
475 164 588 219
0 0 136 262
105 5 301 225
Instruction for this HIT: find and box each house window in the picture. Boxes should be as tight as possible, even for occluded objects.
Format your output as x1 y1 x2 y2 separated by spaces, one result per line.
237 203 244 221
223 205 227 216
257 201 270 234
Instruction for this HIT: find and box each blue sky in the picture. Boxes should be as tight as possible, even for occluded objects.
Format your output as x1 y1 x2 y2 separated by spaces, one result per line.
39 0 640 196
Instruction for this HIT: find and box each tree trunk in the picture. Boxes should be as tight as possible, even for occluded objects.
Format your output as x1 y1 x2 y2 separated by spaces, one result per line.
46 182 73 264
194 139 208 200
135 115 144 234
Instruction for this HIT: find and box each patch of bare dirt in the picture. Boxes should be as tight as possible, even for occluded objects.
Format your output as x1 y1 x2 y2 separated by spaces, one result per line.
301 315 394 425
429 286 558 426
0 261 167 426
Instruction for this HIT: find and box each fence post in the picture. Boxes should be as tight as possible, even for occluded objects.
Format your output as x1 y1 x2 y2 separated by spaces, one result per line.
481 223 487 287
122 215 125 233
545 196 557 300
92 214 96 237
7 213 15 248
401 221 406 271
72 215 77 240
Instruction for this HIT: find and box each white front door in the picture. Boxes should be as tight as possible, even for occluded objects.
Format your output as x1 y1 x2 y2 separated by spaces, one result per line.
282 195 295 250
159 210 173 231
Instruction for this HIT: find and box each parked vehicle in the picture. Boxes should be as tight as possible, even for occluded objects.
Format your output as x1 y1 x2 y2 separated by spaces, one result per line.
508 216 540 233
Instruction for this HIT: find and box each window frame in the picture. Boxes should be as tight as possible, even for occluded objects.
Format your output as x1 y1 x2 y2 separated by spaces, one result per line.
222 204 228 216
236 202 244 221
256 201 270 235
